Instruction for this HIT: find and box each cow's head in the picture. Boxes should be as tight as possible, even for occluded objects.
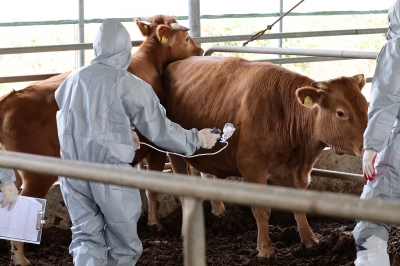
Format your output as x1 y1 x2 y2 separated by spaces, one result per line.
296 74 368 156
135 15 204 61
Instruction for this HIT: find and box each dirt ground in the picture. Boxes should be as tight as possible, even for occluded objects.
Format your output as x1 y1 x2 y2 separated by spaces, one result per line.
1 202 400 266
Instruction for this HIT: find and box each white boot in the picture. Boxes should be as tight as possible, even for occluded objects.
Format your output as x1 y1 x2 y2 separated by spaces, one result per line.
354 235 390 266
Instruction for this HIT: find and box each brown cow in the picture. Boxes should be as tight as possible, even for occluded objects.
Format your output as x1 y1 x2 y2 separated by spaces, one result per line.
160 56 368 264
0 15 203 266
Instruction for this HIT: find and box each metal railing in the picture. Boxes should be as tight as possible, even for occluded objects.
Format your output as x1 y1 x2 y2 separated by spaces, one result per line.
204 46 379 58
0 28 384 84
0 150 396 266
161 163 366 183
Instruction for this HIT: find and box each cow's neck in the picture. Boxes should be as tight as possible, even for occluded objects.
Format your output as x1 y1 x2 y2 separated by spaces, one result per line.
294 106 327 160
128 39 172 104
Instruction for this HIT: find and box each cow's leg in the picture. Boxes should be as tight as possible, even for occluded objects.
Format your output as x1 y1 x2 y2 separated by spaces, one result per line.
169 155 225 216
200 173 226 216
238 157 278 265
188 165 200 176
10 172 25 266
169 154 190 175
251 205 277 264
11 172 57 266
294 212 318 247
145 151 167 232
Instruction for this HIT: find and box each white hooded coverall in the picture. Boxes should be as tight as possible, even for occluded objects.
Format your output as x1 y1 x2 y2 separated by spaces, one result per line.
0 168 16 188
352 0 400 255
55 20 200 266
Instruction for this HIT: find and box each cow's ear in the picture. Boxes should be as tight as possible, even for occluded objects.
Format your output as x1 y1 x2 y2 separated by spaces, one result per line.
296 87 326 108
353 74 366 91
156 25 173 45
135 18 151 37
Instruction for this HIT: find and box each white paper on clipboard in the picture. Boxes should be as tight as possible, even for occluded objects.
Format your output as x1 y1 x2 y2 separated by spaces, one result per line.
0 193 46 244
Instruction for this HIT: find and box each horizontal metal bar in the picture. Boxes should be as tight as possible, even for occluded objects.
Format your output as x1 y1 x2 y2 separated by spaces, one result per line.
204 46 379 59
0 64 374 85
165 163 365 183
0 41 143 55
0 11 389 27
0 150 397 224
193 28 387 43
0 73 61 83
258 56 351 64
311 169 364 183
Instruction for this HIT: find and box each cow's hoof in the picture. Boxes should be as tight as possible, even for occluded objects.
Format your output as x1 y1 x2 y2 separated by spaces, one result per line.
147 224 161 232
210 200 226 216
300 232 319 248
301 238 320 249
10 257 31 266
257 254 278 265
147 224 167 236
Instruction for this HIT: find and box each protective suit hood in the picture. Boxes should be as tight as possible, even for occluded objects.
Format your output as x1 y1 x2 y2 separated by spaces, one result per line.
386 0 400 40
91 20 132 70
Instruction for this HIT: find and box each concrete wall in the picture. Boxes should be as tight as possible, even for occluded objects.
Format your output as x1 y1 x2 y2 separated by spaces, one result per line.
43 148 365 229
310 148 365 195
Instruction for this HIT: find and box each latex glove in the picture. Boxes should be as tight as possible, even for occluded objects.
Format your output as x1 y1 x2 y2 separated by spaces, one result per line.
1 183 18 211
132 131 140 150
363 149 377 181
198 128 220 149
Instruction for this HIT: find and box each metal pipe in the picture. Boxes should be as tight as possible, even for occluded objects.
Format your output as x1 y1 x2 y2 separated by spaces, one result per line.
183 197 206 266
0 62 374 85
192 28 386 44
0 73 61 83
0 150 397 224
78 0 85 67
0 12 389 28
311 169 364 183
204 46 379 59
188 0 201 42
256 56 349 64
0 41 143 55
278 0 283 58
163 163 365 183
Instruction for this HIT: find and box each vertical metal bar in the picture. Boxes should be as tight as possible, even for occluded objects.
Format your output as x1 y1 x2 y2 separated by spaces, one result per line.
182 196 206 266
78 0 85 67
188 0 201 44
279 0 283 58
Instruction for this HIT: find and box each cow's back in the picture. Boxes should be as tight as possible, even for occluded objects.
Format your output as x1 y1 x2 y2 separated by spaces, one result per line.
164 56 315 178
0 72 69 156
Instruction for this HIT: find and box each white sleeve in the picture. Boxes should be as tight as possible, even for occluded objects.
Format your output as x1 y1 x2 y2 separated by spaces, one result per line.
120 75 200 156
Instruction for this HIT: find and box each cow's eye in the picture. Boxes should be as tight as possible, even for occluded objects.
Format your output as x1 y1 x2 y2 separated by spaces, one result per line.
186 37 190 42
336 110 348 118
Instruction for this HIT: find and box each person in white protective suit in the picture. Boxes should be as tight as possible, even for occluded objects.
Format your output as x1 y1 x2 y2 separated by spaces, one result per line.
0 168 18 211
352 1 400 265
55 20 220 266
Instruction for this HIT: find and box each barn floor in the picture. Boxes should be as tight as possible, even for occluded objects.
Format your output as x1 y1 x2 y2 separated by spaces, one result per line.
1 202 400 266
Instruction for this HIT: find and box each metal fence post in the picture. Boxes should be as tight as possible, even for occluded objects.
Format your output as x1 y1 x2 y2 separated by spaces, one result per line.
182 196 206 266
78 0 85 67
188 0 201 44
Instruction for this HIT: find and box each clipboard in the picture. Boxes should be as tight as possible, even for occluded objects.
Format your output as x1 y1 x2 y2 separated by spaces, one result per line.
0 193 46 244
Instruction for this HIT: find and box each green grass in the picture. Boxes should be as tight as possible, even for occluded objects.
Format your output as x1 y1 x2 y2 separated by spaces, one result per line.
0 13 389 100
